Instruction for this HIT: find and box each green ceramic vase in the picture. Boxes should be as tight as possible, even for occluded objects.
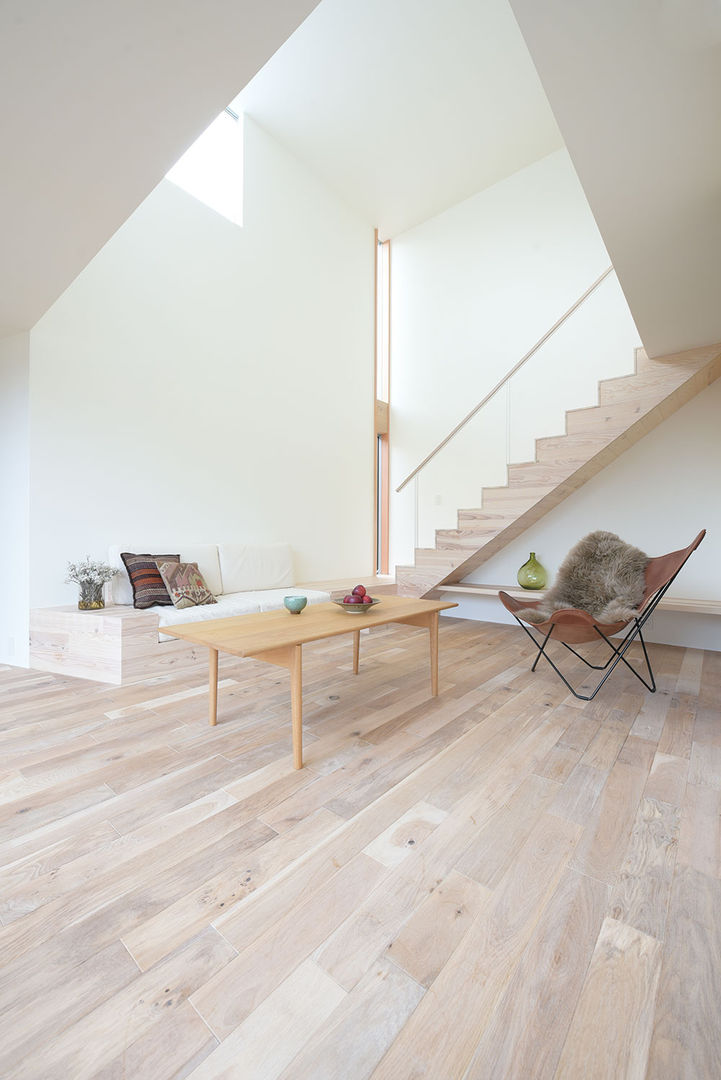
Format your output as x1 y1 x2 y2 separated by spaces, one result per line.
517 552 547 590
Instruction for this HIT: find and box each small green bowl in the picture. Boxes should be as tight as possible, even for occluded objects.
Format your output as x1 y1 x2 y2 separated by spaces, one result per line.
284 595 308 614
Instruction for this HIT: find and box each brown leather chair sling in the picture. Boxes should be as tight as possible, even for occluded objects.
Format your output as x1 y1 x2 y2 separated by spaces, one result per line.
498 530 706 701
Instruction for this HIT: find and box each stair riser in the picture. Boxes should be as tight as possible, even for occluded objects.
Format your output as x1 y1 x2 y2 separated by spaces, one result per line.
455 511 512 527
565 409 641 436
395 568 440 597
565 390 687 435
482 489 552 513
435 532 498 551
599 370 689 405
635 351 712 376
535 435 610 464
506 463 577 486
414 550 462 567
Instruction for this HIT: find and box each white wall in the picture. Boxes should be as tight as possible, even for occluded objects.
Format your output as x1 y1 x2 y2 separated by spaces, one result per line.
443 377 721 650
0 333 30 665
389 149 640 564
29 118 374 610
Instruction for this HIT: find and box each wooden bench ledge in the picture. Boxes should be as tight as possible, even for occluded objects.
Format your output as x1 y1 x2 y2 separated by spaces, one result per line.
437 584 721 617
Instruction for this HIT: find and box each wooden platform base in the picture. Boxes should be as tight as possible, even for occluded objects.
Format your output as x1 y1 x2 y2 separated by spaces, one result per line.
29 606 207 685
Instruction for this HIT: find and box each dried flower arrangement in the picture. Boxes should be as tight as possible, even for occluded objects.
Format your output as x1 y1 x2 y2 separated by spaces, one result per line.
66 557 118 610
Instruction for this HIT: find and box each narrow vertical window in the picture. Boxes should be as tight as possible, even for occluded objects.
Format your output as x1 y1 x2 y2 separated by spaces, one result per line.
375 234 391 574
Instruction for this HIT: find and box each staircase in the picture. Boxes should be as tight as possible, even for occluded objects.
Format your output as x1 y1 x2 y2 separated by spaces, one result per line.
396 342 721 597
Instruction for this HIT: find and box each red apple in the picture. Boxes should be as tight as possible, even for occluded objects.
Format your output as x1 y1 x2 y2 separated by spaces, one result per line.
362 595 373 604
352 584 367 597
343 595 353 603
346 594 362 604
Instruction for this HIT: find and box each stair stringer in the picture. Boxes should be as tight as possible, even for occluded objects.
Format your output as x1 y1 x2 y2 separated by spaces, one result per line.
395 342 721 598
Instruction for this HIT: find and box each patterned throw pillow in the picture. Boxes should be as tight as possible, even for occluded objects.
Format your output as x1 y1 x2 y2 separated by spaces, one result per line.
120 553 180 609
157 561 218 610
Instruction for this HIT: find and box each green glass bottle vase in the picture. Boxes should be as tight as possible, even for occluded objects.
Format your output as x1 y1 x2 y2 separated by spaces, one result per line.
517 552 546 590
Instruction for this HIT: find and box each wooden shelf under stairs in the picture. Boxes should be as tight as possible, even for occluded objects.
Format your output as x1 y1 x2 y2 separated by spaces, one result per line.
436 583 721 616
395 342 721 598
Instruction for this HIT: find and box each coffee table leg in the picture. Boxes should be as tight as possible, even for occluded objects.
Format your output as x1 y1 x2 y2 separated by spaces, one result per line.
290 644 303 769
209 647 219 725
352 629 360 675
429 611 439 696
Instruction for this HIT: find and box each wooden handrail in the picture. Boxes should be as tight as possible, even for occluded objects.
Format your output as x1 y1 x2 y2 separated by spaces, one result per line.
395 266 614 493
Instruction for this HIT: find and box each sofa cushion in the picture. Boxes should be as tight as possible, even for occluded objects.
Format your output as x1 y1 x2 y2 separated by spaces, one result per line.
109 545 135 605
121 553 180 609
178 545 222 596
154 591 262 640
157 561 217 610
232 588 331 612
218 543 294 594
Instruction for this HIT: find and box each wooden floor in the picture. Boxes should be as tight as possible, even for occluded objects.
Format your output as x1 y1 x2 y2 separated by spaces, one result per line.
1 617 719 1079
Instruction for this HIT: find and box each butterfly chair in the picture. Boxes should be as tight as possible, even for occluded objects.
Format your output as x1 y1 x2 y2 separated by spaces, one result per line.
498 529 706 701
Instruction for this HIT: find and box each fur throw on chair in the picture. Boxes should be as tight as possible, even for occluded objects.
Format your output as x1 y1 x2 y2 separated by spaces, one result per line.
515 531 649 625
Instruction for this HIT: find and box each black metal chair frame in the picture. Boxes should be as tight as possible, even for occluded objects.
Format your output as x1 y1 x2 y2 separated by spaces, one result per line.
511 560 688 702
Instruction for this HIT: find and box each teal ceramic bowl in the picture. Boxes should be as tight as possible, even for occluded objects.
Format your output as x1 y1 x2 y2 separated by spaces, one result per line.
284 595 308 615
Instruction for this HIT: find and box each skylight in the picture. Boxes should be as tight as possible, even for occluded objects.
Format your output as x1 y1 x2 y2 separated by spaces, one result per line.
166 108 243 226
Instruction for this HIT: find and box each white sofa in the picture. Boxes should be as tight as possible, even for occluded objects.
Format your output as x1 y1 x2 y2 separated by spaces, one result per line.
108 543 331 640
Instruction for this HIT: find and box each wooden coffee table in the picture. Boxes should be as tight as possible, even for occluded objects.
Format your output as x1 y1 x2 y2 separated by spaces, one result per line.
160 595 458 768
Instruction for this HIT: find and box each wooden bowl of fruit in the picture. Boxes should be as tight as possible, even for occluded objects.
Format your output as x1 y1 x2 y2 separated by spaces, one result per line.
333 585 381 613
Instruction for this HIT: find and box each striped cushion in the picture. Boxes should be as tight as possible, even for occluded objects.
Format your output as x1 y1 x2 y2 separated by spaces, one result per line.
121 553 180 609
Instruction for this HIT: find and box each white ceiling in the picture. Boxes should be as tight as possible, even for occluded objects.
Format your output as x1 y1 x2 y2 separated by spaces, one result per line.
510 0 721 357
6 0 715 359
234 0 563 238
0 0 319 337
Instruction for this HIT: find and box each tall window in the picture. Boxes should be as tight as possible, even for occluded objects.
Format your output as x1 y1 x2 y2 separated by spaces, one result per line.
375 234 391 574
166 108 243 226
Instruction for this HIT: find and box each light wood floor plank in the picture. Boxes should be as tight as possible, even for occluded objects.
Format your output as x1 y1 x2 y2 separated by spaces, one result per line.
464 868 608 1079
385 868 490 987
185 958 346 1080
642 750 688 806
554 916 662 1080
190 853 388 1039
0 621 718 1078
692 703 721 748
362 800 447 867
370 812 582 1079
606 796 680 941
95 1000 217 1080
550 761 607 826
657 693 696 758
688 738 721 789
7 928 236 1080
315 722 570 994
645 866 721 1079
569 738 655 886
0 812 273 993
675 647 705 695
455 772 561 887
676 782 721 878
277 957 424 1080
0 939 140 1074
122 806 343 971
